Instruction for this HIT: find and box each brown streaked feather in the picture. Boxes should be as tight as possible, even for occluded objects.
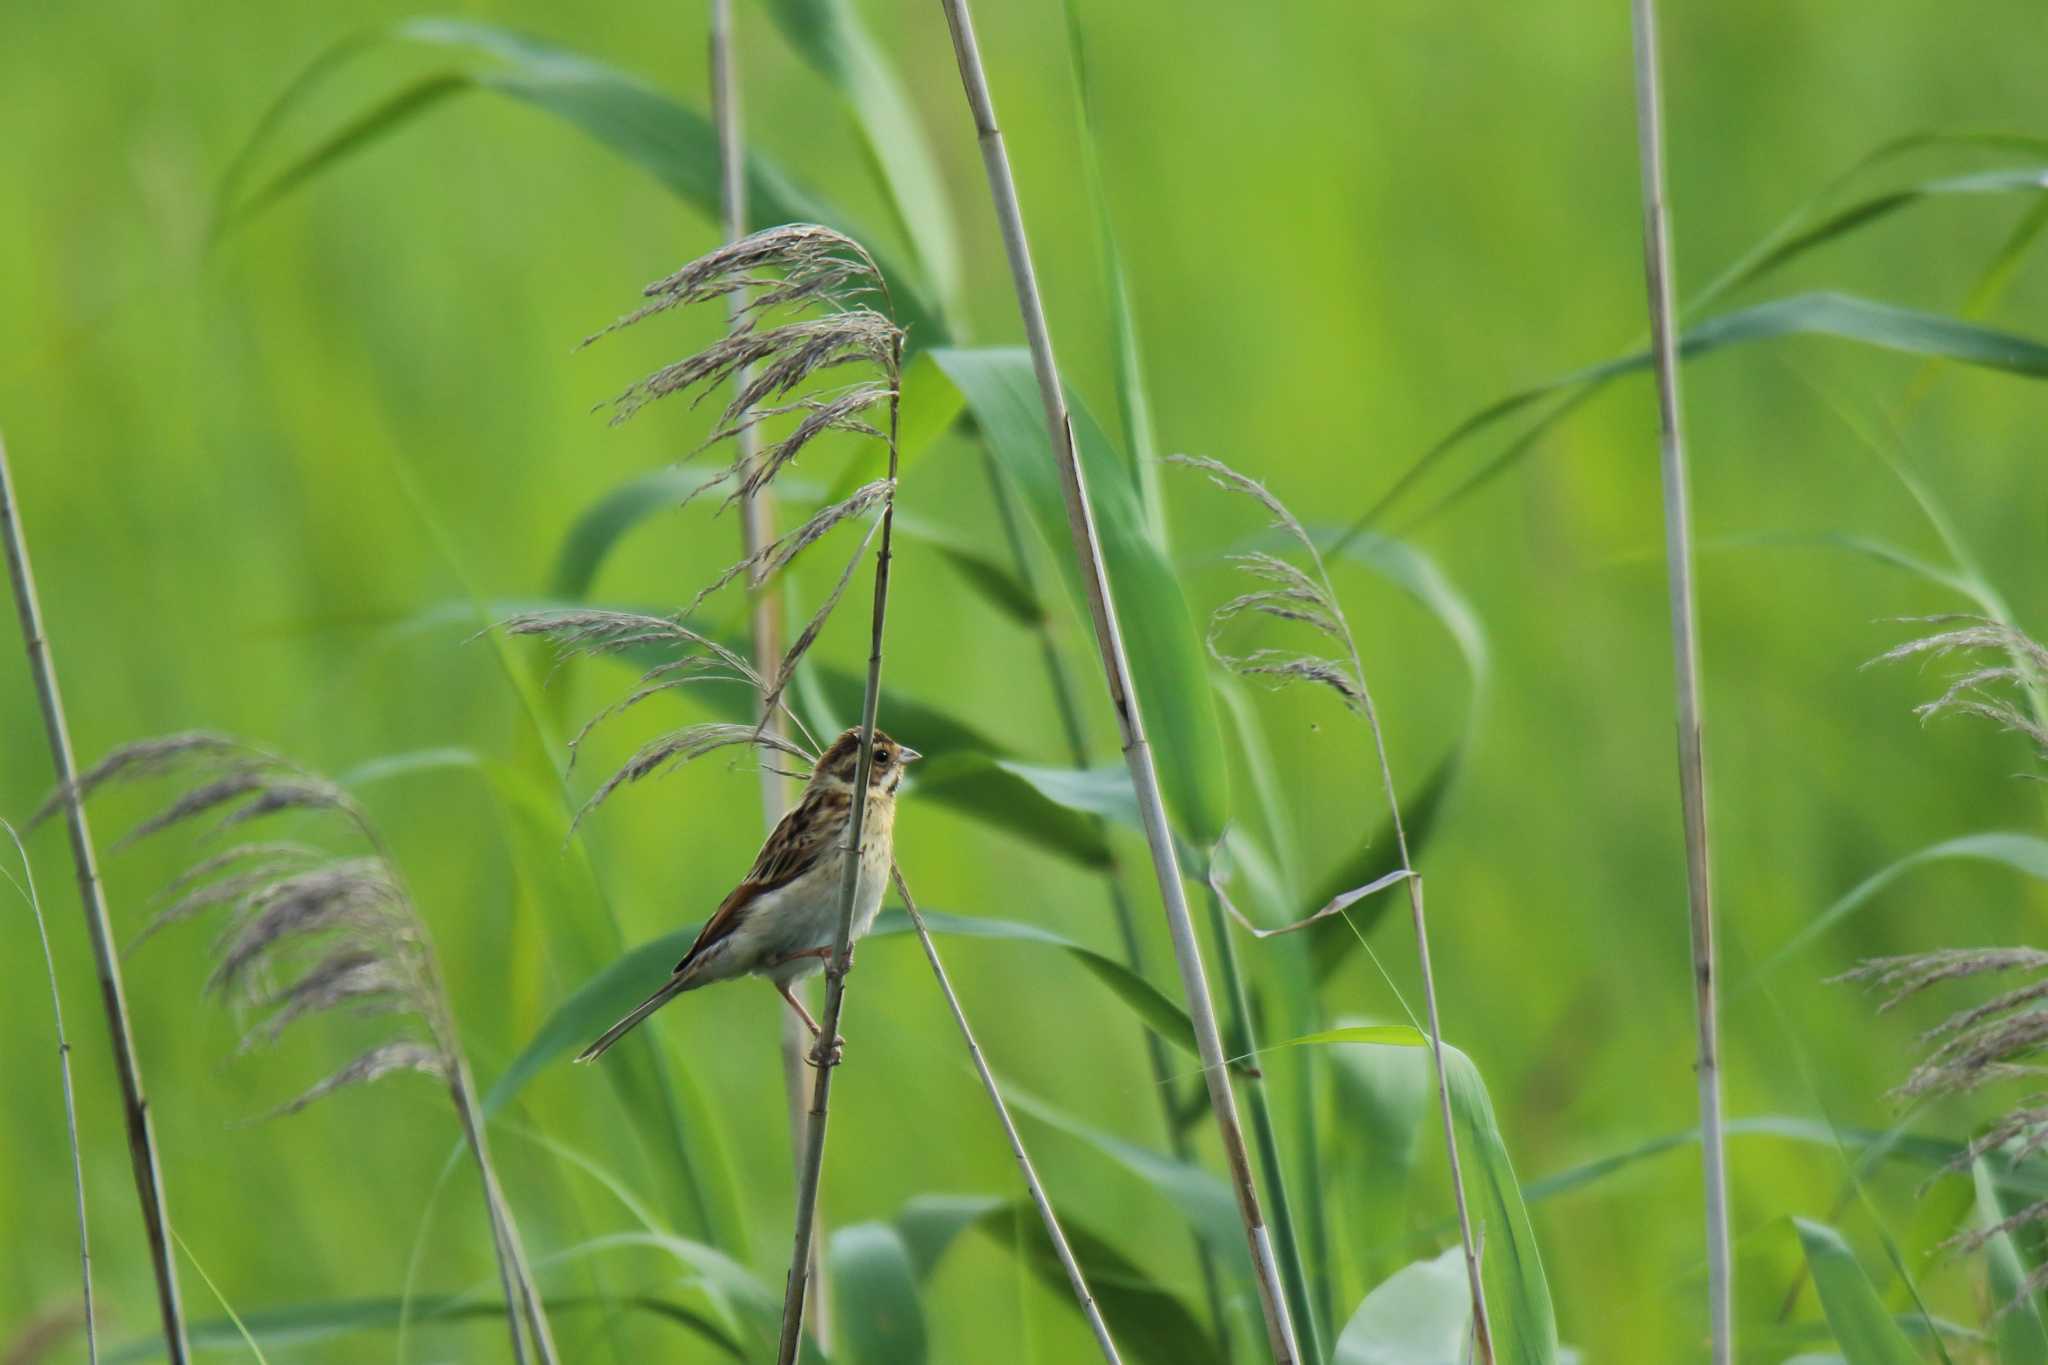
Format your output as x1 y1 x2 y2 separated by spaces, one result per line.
672 786 850 973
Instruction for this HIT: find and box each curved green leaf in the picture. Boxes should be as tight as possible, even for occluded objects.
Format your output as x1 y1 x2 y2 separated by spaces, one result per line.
1737 166 2048 297
985 1202 1221 1365
1976 1158 2048 1363
1700 529 1981 599
1327 1030 1434 1282
1335 1247 1471 1365
896 907 1236 1069
896 1193 1003 1280
550 466 731 599
932 347 1229 842
998 1081 1247 1270
484 921 694 1116
908 753 1111 868
1442 1044 1558 1365
1298 1027 1557 1364
1354 292 2048 532
993 760 1141 829
219 18 943 344
897 1193 1219 1365
1796 1218 1921 1365
1746 832 2048 991
761 0 963 327
1059 0 1164 538
829 1223 927 1365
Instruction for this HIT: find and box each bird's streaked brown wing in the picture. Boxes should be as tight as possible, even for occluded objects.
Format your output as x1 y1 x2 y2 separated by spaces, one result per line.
673 787 849 973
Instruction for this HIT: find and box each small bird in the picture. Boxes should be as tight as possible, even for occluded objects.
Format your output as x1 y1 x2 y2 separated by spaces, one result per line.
576 727 919 1066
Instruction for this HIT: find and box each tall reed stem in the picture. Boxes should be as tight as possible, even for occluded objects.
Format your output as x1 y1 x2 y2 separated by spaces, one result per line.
893 867 1123 1363
979 453 1235 1354
774 342 903 1365
708 2 830 1344
0 433 189 1363
1293 499 1495 1359
934 8 1299 1359
1629 4 1733 1360
4 820 96 1364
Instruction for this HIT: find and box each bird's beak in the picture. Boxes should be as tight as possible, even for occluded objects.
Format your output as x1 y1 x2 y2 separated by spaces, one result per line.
899 745 923 764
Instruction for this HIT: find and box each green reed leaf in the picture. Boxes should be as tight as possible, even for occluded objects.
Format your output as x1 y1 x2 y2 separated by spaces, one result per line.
829 1222 927 1365
1359 293 2048 532
1745 831 2048 991
217 17 943 344
1975 1158 2048 1363
932 347 1230 843
1796 1218 1921 1365
761 0 964 328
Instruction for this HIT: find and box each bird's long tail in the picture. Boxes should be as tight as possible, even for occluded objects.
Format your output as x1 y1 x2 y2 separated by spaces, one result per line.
576 971 696 1063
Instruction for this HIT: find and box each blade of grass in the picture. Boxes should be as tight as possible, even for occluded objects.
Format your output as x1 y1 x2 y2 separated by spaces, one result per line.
1630 7 1731 1358
933 349 1229 843
1058 0 1165 541
891 869 1124 1362
1283 1027 1559 1363
828 1222 928 1365
761 0 965 325
216 19 944 345
1 433 188 1359
1974 1158 2048 1362
1795 1220 1920 1365
2 820 95 1364
168 1230 267 1365
381 447 739 1252
1743 832 2048 990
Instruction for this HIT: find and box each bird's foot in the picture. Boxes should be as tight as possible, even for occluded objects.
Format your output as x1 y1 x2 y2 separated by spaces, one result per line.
806 1034 846 1069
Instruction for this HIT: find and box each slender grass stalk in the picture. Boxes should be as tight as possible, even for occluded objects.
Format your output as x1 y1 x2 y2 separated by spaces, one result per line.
2 820 96 1364
1630 4 1733 1360
893 866 1124 1363
1169 451 1495 1358
978 454 1236 1355
933 9 1300 1359
773 338 903 1365
707 2 829 1345
450 1056 554 1363
0 433 190 1363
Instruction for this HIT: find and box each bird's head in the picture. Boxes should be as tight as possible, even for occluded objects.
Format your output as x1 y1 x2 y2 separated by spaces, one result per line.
810 728 921 798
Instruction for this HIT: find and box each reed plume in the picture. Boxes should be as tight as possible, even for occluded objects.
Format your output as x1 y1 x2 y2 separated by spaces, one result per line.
1841 618 2048 1304
1173 453 1494 1360
50 735 557 1364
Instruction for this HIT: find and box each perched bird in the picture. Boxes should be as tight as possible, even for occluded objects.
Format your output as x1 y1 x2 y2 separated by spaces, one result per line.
576 727 919 1065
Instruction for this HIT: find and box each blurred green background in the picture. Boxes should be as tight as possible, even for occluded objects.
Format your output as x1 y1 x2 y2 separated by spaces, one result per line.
3 0 2046 1360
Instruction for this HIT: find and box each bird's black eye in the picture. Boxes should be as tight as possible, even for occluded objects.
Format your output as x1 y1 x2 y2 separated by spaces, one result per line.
874 747 892 767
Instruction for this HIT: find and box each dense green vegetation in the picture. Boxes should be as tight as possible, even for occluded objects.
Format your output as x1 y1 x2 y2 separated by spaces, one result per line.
3 2 2047 1360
